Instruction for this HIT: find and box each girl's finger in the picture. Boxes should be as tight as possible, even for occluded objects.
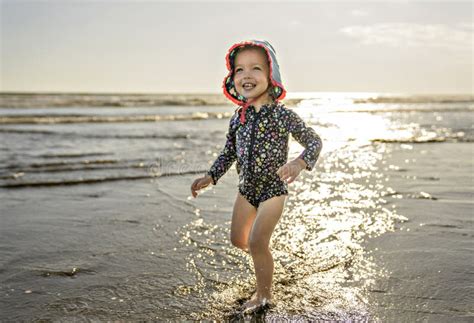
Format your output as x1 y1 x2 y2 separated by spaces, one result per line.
192 179 200 190
191 182 200 196
277 164 288 174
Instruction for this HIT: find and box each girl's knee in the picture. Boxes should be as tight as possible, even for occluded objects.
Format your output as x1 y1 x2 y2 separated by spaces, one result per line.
230 235 249 252
248 237 269 254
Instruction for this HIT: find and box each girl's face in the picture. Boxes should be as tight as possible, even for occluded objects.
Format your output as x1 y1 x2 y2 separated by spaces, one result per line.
233 48 272 105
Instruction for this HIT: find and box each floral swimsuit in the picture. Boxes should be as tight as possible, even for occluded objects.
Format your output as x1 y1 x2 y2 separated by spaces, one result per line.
207 101 323 209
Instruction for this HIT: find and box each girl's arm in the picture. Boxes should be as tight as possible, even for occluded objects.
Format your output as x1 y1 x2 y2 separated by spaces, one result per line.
206 109 240 185
286 109 323 171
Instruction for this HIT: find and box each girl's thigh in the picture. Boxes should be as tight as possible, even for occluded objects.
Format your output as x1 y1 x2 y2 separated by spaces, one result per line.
230 192 258 245
248 195 287 249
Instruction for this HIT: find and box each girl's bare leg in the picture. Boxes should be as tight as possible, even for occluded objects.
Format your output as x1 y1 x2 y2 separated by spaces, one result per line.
230 192 257 253
242 195 286 310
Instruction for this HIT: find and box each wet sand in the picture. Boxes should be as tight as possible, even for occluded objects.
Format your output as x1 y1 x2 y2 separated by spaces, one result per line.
1 93 472 321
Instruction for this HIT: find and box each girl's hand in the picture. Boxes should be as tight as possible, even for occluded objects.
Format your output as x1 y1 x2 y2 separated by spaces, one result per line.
277 158 307 184
191 175 213 198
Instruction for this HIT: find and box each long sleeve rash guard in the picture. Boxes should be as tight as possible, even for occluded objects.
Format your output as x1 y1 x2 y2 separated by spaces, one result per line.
207 101 323 186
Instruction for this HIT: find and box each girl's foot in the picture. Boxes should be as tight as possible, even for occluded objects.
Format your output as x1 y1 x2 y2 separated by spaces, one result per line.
240 292 274 313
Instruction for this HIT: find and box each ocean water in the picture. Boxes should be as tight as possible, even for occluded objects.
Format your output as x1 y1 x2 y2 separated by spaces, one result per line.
0 92 472 321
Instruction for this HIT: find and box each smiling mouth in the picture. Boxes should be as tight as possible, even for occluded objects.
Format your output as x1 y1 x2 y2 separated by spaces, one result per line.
243 83 256 90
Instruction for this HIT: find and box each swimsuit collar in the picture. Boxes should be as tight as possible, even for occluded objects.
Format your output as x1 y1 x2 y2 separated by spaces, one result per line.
249 101 276 113
239 101 278 124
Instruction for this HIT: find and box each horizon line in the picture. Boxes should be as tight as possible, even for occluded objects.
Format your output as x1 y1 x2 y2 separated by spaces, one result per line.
1 91 472 97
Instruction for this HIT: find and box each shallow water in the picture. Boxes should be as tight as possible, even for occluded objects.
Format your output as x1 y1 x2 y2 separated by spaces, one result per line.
0 93 472 321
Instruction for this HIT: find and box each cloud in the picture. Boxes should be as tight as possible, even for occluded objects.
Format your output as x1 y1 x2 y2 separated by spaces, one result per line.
350 9 369 17
289 20 302 27
340 22 473 51
456 22 474 31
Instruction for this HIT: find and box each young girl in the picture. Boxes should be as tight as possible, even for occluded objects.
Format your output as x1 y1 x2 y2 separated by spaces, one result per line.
190 39 323 313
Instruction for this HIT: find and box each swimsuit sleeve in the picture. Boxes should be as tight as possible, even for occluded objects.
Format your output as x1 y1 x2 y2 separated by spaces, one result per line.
206 109 240 185
287 109 323 171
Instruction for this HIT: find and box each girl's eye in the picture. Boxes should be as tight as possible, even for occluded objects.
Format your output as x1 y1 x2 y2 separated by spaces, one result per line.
235 67 261 72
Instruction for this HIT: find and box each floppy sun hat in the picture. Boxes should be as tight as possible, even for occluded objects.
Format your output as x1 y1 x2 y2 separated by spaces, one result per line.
222 39 287 124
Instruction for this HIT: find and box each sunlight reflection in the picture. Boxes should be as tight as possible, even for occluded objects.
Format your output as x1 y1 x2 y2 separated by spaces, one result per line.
178 93 412 320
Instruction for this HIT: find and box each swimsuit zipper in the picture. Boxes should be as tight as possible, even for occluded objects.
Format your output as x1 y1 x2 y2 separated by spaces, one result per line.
248 112 260 176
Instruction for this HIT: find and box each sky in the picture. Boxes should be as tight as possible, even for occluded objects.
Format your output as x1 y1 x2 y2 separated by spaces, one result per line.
1 0 473 95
